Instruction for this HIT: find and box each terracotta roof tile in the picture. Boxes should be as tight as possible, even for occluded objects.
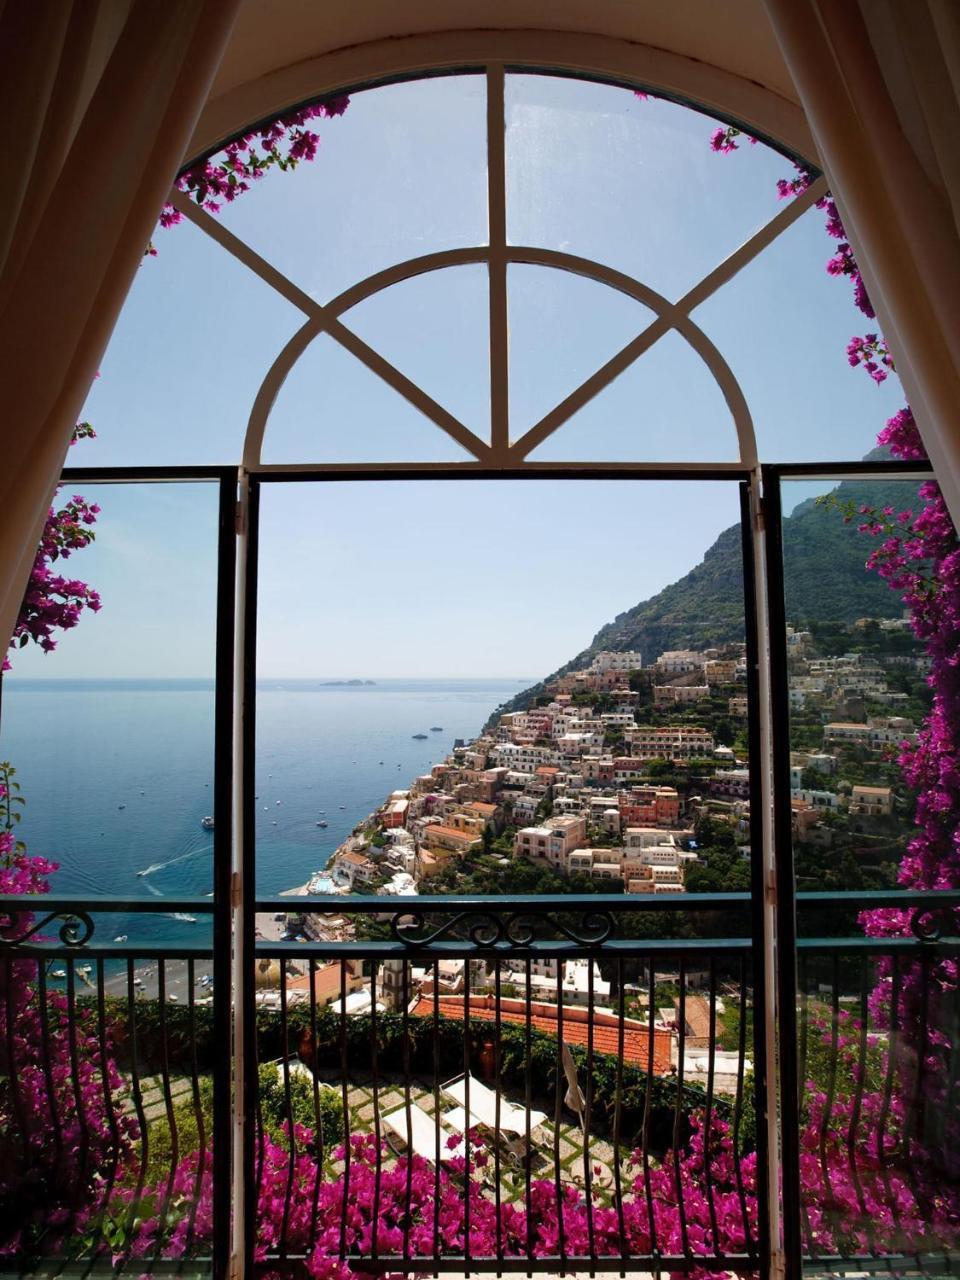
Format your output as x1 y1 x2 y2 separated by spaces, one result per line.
411 994 672 1074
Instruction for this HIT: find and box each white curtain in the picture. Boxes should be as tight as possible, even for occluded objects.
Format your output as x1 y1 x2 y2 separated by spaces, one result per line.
0 0 240 658
764 0 960 526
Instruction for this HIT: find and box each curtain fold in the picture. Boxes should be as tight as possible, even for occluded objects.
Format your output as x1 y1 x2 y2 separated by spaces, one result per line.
0 0 240 660
763 0 960 526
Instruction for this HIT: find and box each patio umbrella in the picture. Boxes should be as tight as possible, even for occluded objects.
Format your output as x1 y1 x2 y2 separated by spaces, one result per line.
561 1042 585 1130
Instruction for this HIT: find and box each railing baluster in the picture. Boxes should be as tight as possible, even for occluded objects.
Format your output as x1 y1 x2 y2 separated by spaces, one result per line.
704 958 720 1255
308 956 323 1252
524 956 533 1268
65 958 90 1230
338 958 351 1261
37 960 64 1176
370 958 383 1266
846 957 873 1255
876 952 902 1238
817 955 841 1245
279 956 295 1257
641 956 658 1260
494 959 503 1265
4 955 29 1169
94 958 122 1251
903 950 931 1221
553 956 567 1269
732 955 753 1260
185 956 206 1259
613 956 627 1267
402 956 413 1268
673 958 690 1260
155 960 179 1266
584 956 597 1272
464 953 472 1268
797 952 814 1254
432 956 441 1267
124 956 150 1244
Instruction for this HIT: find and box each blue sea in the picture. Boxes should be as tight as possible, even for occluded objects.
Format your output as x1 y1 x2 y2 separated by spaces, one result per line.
0 677 526 946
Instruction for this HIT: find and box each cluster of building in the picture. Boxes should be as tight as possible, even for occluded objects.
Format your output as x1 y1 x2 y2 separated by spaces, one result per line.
318 644 750 899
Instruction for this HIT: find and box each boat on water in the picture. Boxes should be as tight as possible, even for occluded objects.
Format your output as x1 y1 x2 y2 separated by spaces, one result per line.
201 815 214 830
52 969 66 979
316 820 328 828
412 733 428 740
114 934 128 943
430 726 443 732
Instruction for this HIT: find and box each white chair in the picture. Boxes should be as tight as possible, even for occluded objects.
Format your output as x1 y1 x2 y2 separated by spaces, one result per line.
382 1102 464 1164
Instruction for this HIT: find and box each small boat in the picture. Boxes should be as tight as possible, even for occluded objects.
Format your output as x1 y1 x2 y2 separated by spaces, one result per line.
412 733 428 740
379 760 384 765
430 726 443 732
52 969 66 979
201 815 214 830
136 869 148 877
118 804 126 810
114 934 128 943
317 820 328 828
169 993 179 1002
339 805 346 810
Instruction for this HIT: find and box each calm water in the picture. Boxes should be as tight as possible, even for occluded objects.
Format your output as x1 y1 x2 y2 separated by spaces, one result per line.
0 677 525 945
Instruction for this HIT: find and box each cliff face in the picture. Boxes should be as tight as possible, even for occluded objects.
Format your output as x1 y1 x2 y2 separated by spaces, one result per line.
496 468 917 719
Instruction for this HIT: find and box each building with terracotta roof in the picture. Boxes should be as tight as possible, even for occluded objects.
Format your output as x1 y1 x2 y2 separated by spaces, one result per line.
285 959 364 1007
420 823 482 855
410 992 673 1074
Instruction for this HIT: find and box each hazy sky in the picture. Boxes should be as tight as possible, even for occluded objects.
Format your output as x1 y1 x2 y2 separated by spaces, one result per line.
9 75 906 680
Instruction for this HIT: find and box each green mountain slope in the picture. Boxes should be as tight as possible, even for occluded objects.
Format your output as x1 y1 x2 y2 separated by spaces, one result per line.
499 471 918 716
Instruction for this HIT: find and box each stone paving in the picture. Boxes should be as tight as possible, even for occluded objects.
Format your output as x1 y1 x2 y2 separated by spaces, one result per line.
315 1070 621 1205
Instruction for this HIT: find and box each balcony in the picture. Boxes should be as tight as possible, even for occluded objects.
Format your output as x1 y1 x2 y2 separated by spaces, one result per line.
2 889 957 1276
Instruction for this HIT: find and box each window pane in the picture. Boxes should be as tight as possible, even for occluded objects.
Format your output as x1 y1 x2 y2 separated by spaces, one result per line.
77 219 303 466
251 477 762 1269
508 263 653 441
693 207 908 462
0 481 223 1270
215 75 488 305
260 331 475 463
525 328 740 462
342 265 490 443
778 472 960 1265
506 74 787 299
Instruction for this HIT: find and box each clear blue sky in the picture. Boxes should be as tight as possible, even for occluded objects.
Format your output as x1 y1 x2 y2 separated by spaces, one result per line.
11 74 906 680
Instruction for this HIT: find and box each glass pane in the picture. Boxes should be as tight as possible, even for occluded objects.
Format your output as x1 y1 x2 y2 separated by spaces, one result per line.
508 263 653 440
342 265 490 442
77 218 303 466
693 206 908 462
526 328 739 462
215 75 488 305
261 331 475 463
251 478 762 1271
0 480 222 1270
778 472 960 1265
506 73 787 299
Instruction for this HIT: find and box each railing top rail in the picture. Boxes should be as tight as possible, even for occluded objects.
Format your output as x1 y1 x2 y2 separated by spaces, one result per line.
0 894 216 912
253 891 750 912
2 889 955 914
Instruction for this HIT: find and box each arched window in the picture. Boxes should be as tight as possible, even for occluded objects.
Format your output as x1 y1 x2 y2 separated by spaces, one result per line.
2 60 950 1280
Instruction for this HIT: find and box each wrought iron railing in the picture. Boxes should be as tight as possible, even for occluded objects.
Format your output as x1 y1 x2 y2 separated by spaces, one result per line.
0 890 957 1275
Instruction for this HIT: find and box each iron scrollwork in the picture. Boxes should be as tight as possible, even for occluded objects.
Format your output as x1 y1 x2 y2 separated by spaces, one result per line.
909 904 958 943
390 907 615 947
0 909 95 948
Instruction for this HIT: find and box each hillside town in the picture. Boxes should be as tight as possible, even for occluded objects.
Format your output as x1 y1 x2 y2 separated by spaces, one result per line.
261 616 925 1037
